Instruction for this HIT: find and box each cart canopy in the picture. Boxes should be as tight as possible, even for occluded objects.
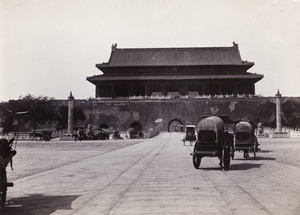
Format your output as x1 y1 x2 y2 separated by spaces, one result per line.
235 121 253 132
197 116 224 133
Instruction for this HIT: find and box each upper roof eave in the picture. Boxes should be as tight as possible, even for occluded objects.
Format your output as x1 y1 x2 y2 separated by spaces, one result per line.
96 42 253 68
95 63 254 71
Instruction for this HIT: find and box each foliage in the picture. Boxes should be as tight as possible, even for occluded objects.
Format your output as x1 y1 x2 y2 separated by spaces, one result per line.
0 94 56 133
19 94 57 131
0 95 87 133
55 105 86 130
256 99 300 129
255 100 276 128
0 105 16 134
282 100 300 128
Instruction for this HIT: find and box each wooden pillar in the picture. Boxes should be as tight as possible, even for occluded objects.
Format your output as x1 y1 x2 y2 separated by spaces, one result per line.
145 84 149 97
201 84 205 95
183 82 188 96
162 84 166 96
234 83 239 95
251 84 255 95
95 85 99 98
111 82 115 98
129 84 133 96
217 84 222 95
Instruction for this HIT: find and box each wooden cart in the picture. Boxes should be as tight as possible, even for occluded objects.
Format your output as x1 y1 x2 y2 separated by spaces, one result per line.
234 121 258 159
191 116 234 170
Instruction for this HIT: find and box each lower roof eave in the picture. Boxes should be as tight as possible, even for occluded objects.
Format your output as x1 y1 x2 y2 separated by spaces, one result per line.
87 74 263 84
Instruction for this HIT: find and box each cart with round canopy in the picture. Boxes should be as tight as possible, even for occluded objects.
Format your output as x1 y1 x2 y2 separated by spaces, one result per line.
182 125 197 146
191 116 234 170
234 121 258 159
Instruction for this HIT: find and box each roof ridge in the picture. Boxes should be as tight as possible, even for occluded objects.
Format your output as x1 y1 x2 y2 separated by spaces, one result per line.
114 46 236 52
101 42 250 68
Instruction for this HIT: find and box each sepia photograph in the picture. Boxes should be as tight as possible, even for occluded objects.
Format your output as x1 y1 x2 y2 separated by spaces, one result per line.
1 0 300 214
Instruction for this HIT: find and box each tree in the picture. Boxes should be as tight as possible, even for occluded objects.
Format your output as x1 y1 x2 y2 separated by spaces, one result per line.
55 105 86 130
0 99 33 134
282 100 300 128
0 104 16 134
256 100 276 128
19 94 57 131
0 95 57 133
256 99 300 129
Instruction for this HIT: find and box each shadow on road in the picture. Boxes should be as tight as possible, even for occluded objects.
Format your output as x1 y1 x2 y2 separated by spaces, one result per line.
229 163 263 170
258 150 273 153
233 156 275 161
252 156 276 161
200 167 222 171
2 194 80 215
198 162 264 171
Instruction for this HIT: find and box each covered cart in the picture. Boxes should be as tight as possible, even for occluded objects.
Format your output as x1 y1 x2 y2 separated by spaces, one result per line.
234 121 258 159
182 125 197 146
191 116 234 170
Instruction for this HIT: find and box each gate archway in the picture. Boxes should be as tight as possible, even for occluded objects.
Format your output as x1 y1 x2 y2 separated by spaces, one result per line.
128 121 143 138
168 119 183 132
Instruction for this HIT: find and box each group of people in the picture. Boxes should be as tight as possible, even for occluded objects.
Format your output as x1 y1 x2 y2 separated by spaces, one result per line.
74 127 110 141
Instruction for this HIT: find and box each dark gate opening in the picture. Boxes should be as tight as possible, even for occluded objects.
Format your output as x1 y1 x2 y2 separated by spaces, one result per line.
168 119 183 132
128 122 143 139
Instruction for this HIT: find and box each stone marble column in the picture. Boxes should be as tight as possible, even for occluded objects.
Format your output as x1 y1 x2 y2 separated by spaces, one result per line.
275 89 282 132
68 92 74 135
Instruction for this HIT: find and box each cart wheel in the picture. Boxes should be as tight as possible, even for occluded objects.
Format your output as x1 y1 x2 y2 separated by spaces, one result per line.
222 145 231 170
43 135 50 141
0 169 7 208
193 154 201 169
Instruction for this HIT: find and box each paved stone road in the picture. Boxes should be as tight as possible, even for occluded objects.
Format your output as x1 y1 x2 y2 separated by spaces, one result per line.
2 133 300 215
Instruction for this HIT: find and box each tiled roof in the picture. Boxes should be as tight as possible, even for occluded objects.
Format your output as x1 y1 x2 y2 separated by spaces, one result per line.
87 73 263 83
96 42 253 68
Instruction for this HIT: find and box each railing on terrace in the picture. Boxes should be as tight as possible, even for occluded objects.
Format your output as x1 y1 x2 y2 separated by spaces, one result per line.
126 93 259 100
0 131 60 141
96 93 262 100
282 127 300 135
129 95 172 99
263 126 300 136
0 132 31 140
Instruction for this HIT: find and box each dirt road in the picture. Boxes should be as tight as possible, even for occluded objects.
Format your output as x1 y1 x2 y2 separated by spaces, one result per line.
2 133 300 214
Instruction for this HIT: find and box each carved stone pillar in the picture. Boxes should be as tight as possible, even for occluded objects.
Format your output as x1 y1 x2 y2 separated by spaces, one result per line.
68 92 74 135
275 89 282 132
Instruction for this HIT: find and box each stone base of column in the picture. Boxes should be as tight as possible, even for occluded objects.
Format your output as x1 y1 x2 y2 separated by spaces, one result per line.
60 134 75 141
257 133 269 138
269 131 290 138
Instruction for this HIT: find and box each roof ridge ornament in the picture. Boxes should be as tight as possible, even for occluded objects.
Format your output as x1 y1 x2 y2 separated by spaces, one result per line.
112 43 118 51
68 91 74 100
233 41 238 49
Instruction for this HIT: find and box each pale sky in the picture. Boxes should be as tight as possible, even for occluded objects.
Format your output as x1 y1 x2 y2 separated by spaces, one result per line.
1 0 300 101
